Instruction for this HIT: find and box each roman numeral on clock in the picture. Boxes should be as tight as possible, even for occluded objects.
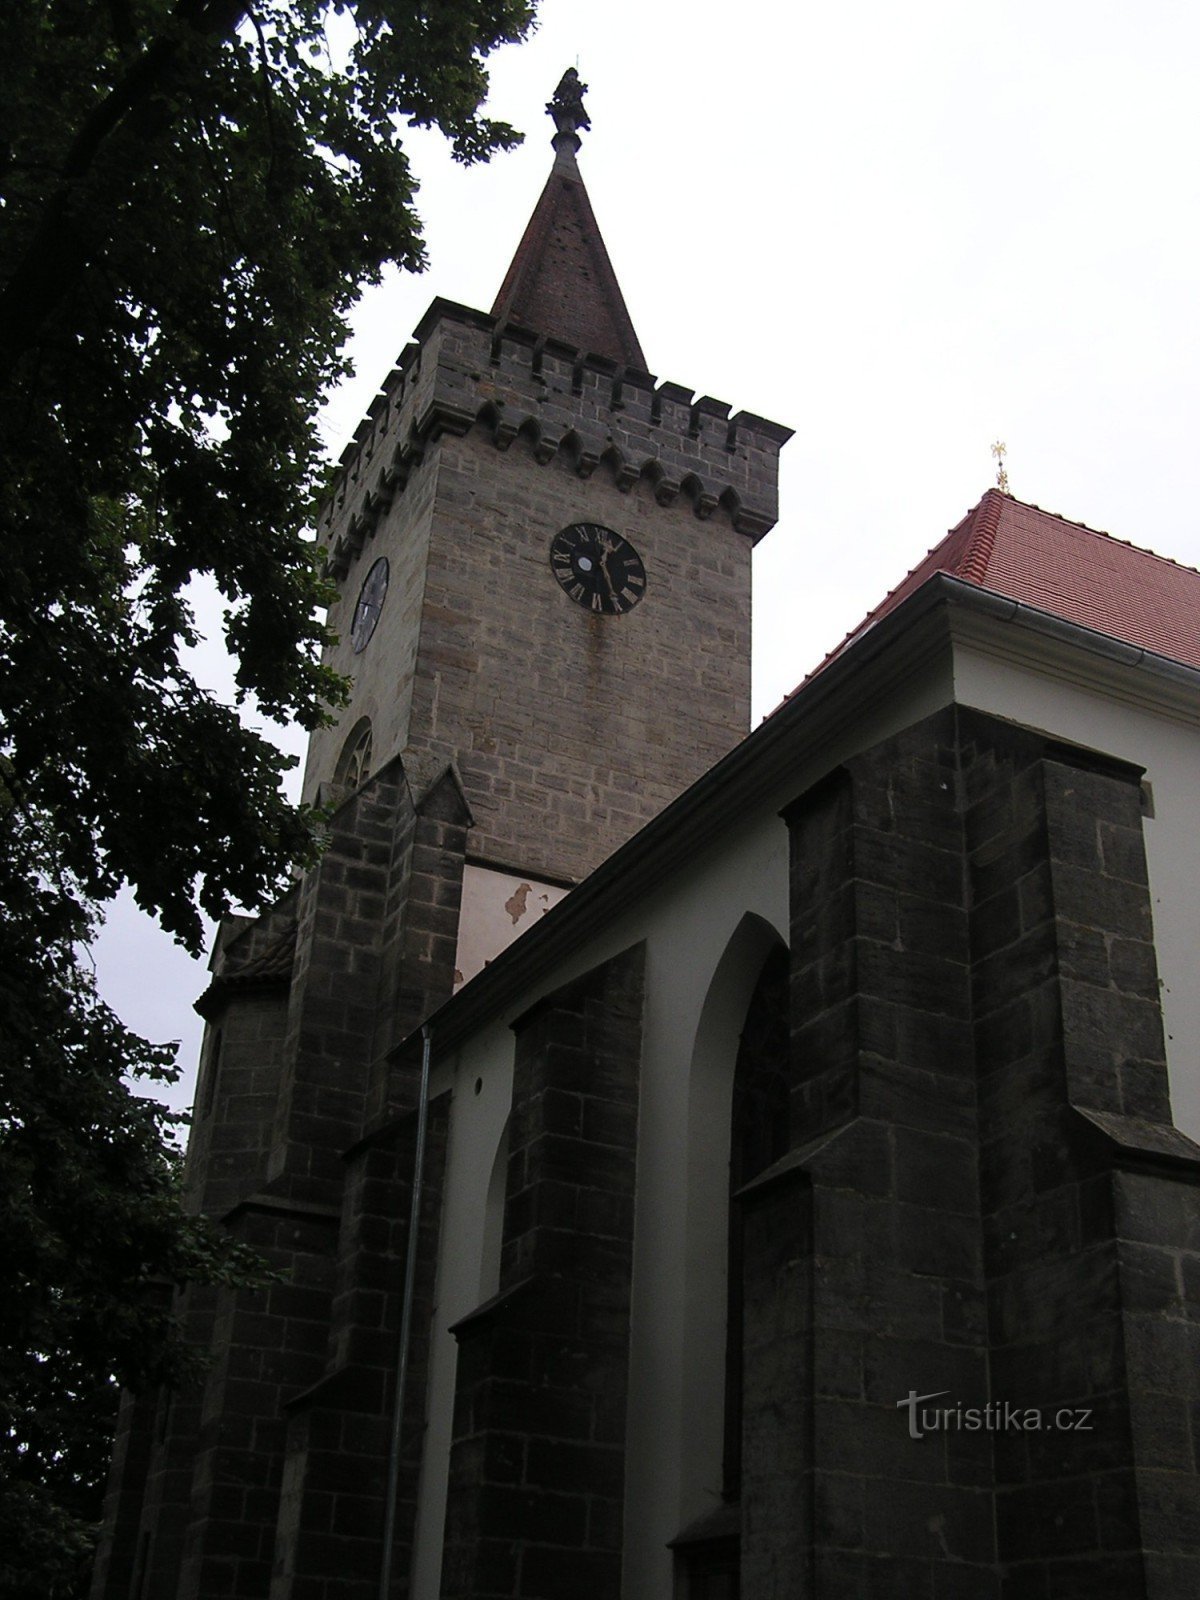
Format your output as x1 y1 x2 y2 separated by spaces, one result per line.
549 523 646 616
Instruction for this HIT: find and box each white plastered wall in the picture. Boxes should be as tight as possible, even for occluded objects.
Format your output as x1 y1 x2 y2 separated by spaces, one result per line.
453 863 569 990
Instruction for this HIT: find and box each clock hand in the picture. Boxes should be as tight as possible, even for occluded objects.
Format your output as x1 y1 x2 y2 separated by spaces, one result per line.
601 550 630 601
598 549 620 604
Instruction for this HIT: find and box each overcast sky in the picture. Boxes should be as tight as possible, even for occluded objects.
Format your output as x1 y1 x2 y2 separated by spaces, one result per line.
92 0 1200 1113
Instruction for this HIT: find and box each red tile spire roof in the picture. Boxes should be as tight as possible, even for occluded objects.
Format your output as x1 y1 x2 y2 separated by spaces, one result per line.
792 489 1200 698
491 69 646 370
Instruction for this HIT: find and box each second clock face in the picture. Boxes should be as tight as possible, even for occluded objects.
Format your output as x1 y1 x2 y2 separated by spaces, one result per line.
550 523 646 615
350 557 389 654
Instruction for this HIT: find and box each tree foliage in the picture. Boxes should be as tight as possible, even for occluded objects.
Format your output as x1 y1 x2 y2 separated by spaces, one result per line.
0 799 271 1597
0 0 535 1585
1 0 534 944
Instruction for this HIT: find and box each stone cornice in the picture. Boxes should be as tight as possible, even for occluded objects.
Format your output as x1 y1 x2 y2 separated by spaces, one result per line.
320 299 791 580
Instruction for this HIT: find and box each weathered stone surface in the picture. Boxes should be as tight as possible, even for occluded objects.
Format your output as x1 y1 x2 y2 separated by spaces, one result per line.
765 706 1200 1599
442 945 644 1600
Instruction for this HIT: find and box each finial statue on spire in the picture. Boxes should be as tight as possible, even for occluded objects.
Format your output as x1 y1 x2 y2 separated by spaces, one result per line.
547 67 590 162
991 440 1009 494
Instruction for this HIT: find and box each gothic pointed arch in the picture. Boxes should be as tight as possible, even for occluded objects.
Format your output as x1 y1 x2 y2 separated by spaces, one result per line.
724 942 790 1499
674 913 787 1586
333 715 373 792
479 1114 510 1302
680 471 707 507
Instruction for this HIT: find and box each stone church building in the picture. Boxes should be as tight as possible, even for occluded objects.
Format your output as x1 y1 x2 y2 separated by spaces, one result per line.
94 73 1200 1600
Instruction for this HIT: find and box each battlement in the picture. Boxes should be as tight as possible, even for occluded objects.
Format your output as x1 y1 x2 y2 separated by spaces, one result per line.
320 298 792 581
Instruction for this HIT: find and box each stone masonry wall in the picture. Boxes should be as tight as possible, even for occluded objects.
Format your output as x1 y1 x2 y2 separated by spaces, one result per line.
172 1201 343 1600
957 710 1200 1599
762 714 990 1599
405 431 753 884
184 991 292 1220
303 305 789 885
301 457 437 807
268 762 414 1203
318 306 788 584
95 749 470 1600
749 706 1200 1599
441 944 644 1600
365 766 471 1126
268 1092 451 1600
266 751 466 1203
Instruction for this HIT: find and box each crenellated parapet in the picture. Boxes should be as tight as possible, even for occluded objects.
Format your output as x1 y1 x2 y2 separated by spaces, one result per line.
320 298 791 580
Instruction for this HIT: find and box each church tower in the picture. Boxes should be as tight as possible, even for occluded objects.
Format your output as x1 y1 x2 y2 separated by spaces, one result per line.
89 73 790 1600
304 69 788 955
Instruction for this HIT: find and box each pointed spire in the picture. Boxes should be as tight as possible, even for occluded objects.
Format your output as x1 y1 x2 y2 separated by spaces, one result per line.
491 70 647 370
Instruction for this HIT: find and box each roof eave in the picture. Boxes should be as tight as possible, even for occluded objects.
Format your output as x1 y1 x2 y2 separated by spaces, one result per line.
407 574 1200 1062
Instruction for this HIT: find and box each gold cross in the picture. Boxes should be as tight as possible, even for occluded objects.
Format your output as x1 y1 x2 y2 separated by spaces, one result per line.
991 440 1009 494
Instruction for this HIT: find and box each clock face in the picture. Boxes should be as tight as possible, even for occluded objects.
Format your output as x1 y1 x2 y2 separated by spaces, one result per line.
350 557 389 654
550 523 646 615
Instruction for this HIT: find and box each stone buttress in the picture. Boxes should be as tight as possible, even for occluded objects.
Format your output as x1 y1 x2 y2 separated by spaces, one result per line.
734 706 1200 1599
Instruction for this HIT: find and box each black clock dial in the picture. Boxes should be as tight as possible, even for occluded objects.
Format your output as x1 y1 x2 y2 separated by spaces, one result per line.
549 523 646 615
350 557 389 654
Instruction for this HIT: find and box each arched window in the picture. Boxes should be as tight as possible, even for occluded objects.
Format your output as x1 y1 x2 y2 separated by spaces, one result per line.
333 716 373 792
724 945 790 1500
479 1116 510 1303
673 920 788 1600
678 934 790 1600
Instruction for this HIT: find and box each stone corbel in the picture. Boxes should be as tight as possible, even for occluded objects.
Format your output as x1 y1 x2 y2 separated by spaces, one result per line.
365 477 393 521
345 510 366 560
533 429 561 465
732 505 775 541
420 399 476 442
327 535 350 581
492 416 519 451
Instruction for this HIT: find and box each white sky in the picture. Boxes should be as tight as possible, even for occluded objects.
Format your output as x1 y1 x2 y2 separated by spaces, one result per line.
92 0 1200 1113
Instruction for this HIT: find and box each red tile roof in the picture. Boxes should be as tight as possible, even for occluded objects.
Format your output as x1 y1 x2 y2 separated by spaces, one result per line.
792 489 1200 697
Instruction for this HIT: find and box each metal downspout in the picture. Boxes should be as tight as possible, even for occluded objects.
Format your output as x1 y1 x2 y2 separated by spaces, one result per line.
379 1022 433 1600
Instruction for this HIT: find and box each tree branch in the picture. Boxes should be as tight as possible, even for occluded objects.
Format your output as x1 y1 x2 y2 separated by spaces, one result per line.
246 6 279 191
0 0 249 371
